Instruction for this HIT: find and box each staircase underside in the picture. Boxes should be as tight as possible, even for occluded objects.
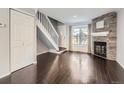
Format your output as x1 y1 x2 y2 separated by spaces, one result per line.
37 26 58 50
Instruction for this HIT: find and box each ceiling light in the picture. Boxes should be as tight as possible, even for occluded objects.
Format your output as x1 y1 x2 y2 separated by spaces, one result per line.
73 15 77 18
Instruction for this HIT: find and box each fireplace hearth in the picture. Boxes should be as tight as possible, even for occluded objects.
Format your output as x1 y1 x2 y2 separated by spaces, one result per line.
94 41 106 58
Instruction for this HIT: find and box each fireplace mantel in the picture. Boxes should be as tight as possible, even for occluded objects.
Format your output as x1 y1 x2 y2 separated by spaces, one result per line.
91 31 109 36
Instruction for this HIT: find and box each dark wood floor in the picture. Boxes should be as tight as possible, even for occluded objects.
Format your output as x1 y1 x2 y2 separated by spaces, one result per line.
0 51 124 84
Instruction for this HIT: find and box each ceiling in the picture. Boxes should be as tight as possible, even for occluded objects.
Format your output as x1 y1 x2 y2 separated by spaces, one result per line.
39 8 121 25
17 8 35 15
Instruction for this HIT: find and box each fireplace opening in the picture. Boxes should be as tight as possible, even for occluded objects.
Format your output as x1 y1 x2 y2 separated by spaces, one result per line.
94 41 106 58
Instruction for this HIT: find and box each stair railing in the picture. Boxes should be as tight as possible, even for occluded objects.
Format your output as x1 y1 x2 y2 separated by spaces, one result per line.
36 11 59 47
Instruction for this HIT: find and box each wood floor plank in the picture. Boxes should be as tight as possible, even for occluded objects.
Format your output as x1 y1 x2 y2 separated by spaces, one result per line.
0 52 124 84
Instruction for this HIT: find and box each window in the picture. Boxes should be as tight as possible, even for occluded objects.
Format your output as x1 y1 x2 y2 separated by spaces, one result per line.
72 26 88 46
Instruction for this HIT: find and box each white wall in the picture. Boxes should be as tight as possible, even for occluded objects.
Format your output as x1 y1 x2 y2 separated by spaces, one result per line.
117 9 124 68
37 38 49 55
57 22 70 50
0 8 10 78
57 23 67 48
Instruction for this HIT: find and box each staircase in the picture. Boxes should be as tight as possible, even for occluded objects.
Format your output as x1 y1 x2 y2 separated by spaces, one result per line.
36 10 59 51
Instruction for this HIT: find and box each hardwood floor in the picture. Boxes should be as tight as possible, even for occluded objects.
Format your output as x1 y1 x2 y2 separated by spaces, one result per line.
0 52 124 84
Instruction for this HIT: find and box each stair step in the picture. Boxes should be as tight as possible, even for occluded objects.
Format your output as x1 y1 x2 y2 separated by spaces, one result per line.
57 49 67 54
49 47 67 55
59 47 67 51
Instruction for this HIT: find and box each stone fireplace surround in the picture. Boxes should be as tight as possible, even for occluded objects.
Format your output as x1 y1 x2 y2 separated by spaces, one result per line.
91 12 117 61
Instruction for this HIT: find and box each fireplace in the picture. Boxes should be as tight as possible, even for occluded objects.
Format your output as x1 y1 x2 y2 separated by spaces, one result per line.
94 41 106 58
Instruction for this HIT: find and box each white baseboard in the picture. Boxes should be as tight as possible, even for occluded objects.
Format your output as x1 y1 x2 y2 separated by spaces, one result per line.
117 61 124 69
49 49 57 53
33 61 37 64
37 51 49 55
0 73 10 79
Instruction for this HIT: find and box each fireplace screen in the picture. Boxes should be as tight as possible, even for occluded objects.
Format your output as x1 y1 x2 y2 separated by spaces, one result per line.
94 42 106 57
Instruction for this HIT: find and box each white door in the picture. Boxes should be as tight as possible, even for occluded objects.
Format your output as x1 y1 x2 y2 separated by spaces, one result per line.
11 9 35 72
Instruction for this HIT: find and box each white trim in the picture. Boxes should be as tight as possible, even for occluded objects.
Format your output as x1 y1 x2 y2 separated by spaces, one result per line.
118 61 124 69
11 8 35 17
33 61 37 64
45 16 59 38
0 73 10 79
91 32 109 36
37 51 49 55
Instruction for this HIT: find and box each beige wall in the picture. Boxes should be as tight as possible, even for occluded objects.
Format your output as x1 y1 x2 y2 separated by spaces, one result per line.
0 8 10 78
37 38 49 55
117 9 124 68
